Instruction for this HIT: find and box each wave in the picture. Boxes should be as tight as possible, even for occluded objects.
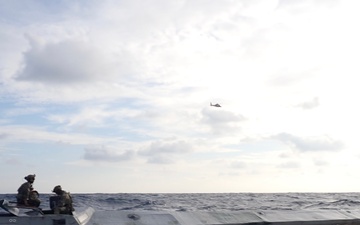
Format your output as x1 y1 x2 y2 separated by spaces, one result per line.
2 193 360 212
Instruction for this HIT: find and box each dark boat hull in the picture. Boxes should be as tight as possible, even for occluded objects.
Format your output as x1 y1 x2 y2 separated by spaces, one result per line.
0 199 94 225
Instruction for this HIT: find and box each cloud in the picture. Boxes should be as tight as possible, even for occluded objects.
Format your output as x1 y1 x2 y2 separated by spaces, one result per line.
277 0 340 12
4 106 45 117
139 139 192 164
313 159 328 166
297 97 319 110
47 105 114 128
0 133 9 140
146 156 174 164
268 68 318 87
83 145 134 162
201 107 246 135
230 160 246 169
273 132 344 152
0 124 112 146
15 37 127 84
277 161 301 169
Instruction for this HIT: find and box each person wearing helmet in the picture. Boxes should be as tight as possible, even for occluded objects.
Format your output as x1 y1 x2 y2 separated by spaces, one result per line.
51 185 74 214
16 174 41 207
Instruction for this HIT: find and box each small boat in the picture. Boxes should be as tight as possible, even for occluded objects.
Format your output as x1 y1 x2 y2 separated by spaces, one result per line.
0 199 94 225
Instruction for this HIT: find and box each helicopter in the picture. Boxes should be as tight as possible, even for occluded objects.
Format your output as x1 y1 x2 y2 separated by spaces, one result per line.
210 102 221 107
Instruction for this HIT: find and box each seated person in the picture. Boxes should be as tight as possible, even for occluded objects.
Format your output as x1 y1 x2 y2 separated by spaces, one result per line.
17 174 41 207
50 185 74 214
28 188 41 207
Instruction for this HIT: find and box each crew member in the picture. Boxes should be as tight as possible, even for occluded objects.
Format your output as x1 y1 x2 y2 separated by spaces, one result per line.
28 187 41 207
17 174 41 207
51 185 74 214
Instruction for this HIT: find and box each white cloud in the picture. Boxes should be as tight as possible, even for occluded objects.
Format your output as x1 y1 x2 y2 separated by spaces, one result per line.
146 155 174 165
3 106 45 117
0 125 107 145
15 38 123 84
47 105 115 128
201 107 246 135
277 161 301 169
273 133 344 152
230 161 247 169
313 159 328 167
83 146 134 162
296 97 320 110
139 139 193 164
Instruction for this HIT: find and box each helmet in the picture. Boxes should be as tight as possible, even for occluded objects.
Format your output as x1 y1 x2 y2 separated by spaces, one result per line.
52 185 62 193
25 174 36 181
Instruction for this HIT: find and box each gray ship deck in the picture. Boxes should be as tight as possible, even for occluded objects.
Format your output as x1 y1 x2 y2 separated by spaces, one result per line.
89 210 360 225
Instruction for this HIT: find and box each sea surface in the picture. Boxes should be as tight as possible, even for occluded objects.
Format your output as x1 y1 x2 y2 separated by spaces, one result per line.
1 193 360 212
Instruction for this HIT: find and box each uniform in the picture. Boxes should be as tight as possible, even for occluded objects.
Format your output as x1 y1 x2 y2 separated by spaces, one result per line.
16 182 32 205
28 190 41 207
16 174 40 207
51 185 74 214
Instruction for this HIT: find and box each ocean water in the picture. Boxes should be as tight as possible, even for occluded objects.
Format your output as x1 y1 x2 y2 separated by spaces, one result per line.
1 193 360 212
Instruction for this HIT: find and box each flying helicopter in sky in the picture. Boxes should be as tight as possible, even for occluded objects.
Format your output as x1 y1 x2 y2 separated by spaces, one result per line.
210 102 221 107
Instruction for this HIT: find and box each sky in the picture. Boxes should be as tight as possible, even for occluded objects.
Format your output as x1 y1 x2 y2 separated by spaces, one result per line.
1 0 360 194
